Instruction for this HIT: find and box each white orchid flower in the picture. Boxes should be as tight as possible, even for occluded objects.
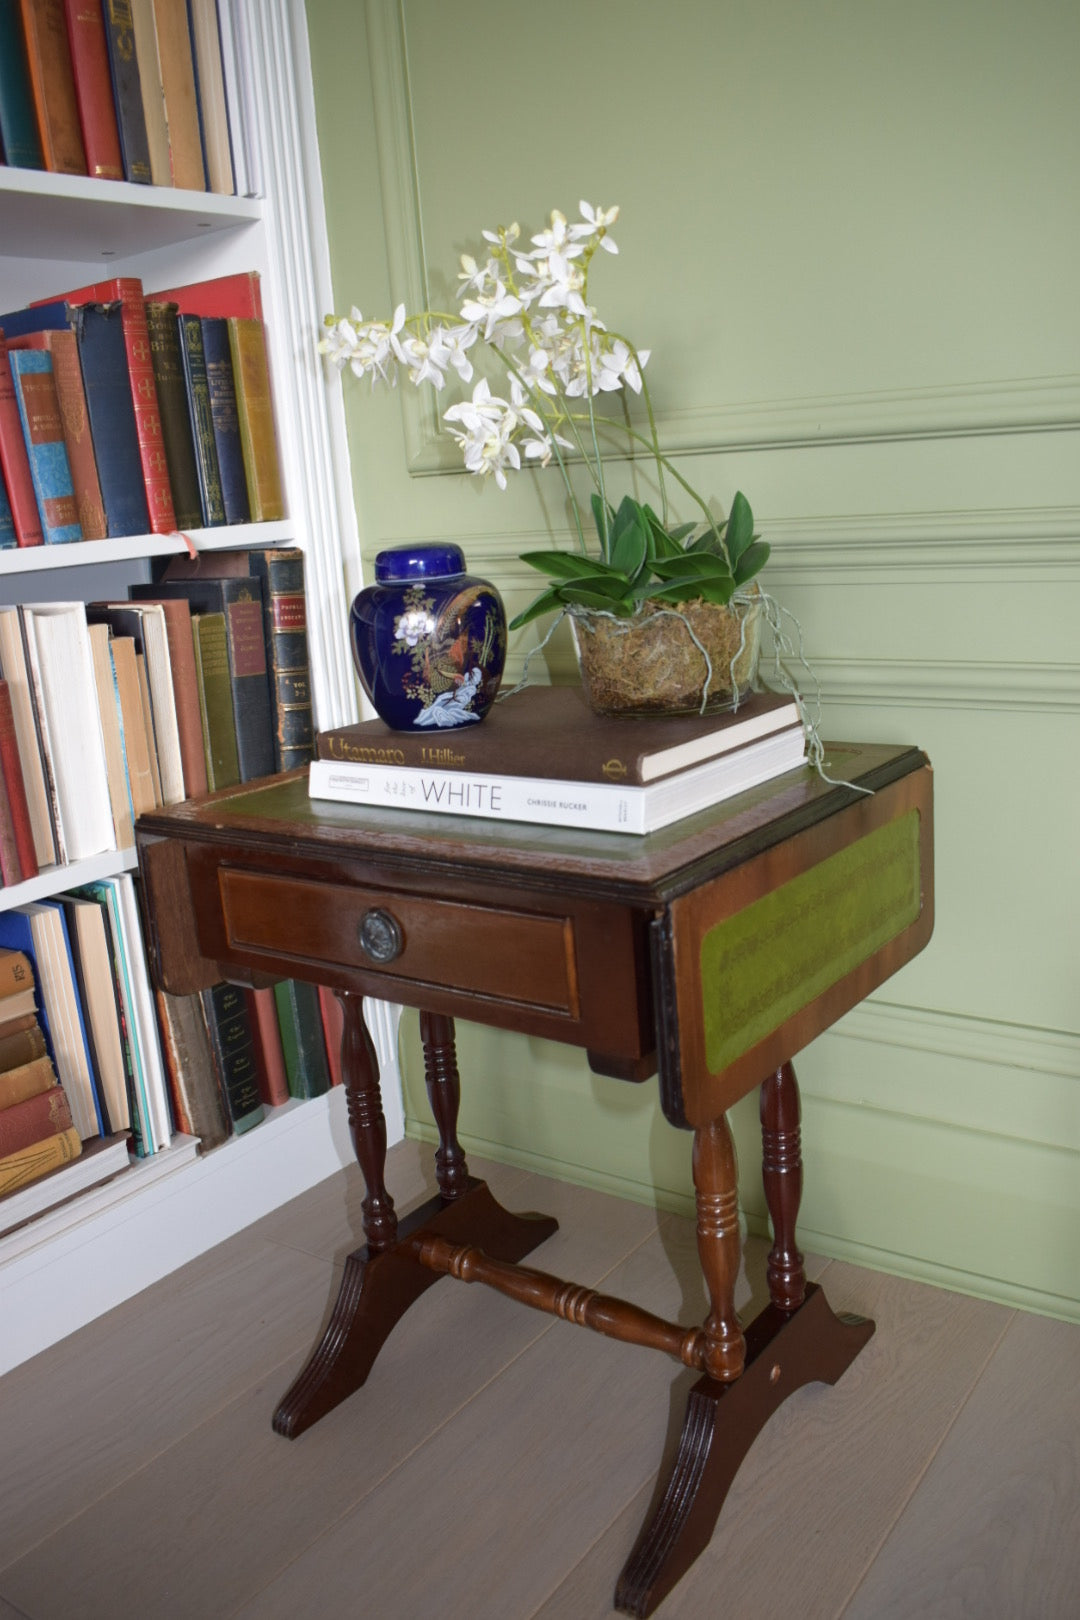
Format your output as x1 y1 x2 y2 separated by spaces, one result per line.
572 201 620 253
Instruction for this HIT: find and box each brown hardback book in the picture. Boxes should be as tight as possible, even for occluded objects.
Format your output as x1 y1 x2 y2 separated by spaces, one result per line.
0 947 34 1001
0 1018 48 1083
108 634 159 817
0 679 37 880
0 1123 81 1196
317 685 803 787
154 988 229 1151
131 595 207 797
62 0 124 180
227 317 284 521
17 0 87 174
0 1051 55 1111
186 0 233 194
130 0 170 186
151 0 205 190
0 1083 72 1158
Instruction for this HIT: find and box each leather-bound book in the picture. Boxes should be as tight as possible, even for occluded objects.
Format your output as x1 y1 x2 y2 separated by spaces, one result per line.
133 577 274 781
317 985 343 1088
0 1124 82 1194
6 351 82 544
273 980 330 1101
227 316 284 521
146 269 264 320
15 0 86 173
101 0 152 183
0 678 37 881
0 1049 54 1110
62 0 124 179
200 316 249 524
0 753 23 885
0 337 45 547
175 312 225 525
8 328 107 540
199 981 264 1135
151 0 204 189
129 0 169 186
190 612 239 791
0 1084 73 1158
154 988 229 1150
0 0 44 168
34 277 175 533
144 300 202 530
248 547 314 770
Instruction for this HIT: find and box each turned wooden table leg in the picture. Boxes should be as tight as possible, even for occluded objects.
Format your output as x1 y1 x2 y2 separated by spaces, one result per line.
420 1010 469 1199
340 988 397 1251
760 1062 806 1311
693 1114 746 1382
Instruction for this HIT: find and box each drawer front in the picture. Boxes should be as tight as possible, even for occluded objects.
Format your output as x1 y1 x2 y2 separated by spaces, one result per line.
217 867 580 1016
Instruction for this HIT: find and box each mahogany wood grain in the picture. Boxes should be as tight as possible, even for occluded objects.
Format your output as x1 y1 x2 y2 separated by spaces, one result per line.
693 1116 746 1382
409 1232 707 1371
419 1011 469 1199
760 1062 806 1311
614 1285 876 1618
339 990 397 1252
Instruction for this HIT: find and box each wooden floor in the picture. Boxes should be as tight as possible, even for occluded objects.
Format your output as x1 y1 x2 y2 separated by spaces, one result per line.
2 1139 1078 1620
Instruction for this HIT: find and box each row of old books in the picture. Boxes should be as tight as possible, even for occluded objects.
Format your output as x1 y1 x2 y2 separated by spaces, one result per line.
309 684 809 835
0 270 283 549
0 874 343 1228
0 545 314 884
0 0 253 197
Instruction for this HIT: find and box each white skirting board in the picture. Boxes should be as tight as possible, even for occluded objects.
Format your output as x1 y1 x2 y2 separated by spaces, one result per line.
0 1079 403 1377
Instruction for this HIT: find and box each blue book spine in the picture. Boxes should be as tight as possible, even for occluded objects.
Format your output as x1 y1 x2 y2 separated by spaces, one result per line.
7 352 83 545
0 911 58 1072
73 304 151 538
0 300 75 339
200 317 250 525
43 899 106 1137
0 465 16 548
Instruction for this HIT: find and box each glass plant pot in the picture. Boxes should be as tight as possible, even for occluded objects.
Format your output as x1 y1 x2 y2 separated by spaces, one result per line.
349 543 507 731
570 591 762 717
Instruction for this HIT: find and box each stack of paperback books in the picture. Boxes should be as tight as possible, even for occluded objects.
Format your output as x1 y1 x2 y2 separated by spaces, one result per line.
309 685 807 835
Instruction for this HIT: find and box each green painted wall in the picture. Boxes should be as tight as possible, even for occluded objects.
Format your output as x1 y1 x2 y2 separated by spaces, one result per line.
305 0 1080 1319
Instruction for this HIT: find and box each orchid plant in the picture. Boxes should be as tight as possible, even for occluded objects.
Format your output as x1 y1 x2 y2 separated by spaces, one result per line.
319 200 770 634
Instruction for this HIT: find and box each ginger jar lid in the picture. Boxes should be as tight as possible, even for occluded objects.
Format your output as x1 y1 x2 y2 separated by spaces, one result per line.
373 543 465 583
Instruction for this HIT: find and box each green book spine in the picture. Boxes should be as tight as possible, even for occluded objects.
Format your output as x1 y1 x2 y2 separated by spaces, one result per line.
248 548 315 771
177 313 226 526
273 980 330 1100
191 612 240 791
199 982 264 1135
145 302 202 531
0 0 45 169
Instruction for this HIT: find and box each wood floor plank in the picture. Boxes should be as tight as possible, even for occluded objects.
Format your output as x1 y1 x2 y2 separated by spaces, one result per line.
842 1309 1080 1619
225 1221 824 1620
534 1261 1012 1620
0 1173 661 1620
0 1233 333 1574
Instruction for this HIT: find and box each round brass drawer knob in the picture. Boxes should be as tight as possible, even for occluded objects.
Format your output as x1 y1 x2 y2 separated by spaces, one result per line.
358 907 404 964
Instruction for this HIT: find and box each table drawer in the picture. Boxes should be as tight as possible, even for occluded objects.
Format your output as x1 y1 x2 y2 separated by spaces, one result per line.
217 867 580 1016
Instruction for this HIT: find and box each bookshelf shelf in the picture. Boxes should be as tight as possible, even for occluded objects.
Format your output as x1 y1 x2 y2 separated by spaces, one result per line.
0 521 294 576
0 846 139 914
0 169 262 264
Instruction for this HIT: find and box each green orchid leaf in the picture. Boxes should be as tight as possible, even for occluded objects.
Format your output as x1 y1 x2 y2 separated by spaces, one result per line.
725 491 755 565
694 577 738 605
609 512 649 579
650 552 734 582
733 539 770 584
519 550 615 581
687 523 728 557
590 492 616 550
668 521 698 543
561 586 635 615
642 505 689 559
508 586 566 630
558 569 633 600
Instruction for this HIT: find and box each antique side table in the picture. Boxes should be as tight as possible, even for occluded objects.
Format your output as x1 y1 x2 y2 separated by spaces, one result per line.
136 740 933 1617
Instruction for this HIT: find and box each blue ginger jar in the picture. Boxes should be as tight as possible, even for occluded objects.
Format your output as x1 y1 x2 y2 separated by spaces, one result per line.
349 544 507 731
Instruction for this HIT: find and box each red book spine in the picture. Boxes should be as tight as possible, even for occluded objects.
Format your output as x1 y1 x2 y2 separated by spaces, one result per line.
0 680 38 881
317 985 344 1087
33 277 176 533
62 0 124 181
145 271 264 322
0 1085 74 1158
0 339 45 548
248 986 290 1107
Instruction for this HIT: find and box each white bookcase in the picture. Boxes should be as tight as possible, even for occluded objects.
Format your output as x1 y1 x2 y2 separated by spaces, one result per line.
0 0 404 1375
